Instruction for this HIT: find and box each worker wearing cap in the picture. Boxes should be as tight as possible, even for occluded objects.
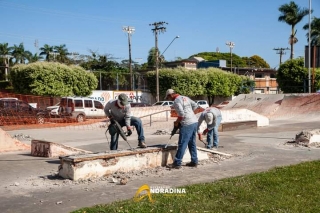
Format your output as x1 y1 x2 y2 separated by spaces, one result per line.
197 107 222 149
104 93 147 150
165 89 199 169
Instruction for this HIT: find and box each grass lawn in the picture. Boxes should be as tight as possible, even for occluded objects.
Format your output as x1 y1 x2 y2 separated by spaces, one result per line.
71 160 320 213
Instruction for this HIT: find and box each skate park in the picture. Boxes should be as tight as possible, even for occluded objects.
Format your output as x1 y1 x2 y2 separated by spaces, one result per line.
1 93 320 213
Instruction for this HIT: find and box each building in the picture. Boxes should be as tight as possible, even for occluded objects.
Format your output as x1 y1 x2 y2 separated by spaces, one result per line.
220 67 278 94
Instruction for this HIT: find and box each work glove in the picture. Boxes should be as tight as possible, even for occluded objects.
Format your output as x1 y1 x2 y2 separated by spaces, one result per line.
127 127 132 136
198 133 203 141
203 128 208 135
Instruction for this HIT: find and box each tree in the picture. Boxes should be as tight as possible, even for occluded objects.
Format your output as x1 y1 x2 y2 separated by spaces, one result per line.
303 17 320 45
278 1 309 59
247 55 270 68
11 43 32 64
147 47 161 68
10 62 98 96
276 58 307 93
29 53 43 63
145 67 249 104
0 43 13 65
39 44 54 61
54 44 69 63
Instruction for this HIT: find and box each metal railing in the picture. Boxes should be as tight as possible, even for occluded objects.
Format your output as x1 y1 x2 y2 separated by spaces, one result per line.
140 109 171 126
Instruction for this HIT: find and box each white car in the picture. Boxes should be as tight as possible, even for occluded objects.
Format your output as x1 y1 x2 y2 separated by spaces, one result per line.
152 101 174 106
195 100 209 109
50 97 105 118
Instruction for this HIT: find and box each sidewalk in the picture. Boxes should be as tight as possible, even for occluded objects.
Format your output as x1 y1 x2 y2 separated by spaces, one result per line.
1 118 320 213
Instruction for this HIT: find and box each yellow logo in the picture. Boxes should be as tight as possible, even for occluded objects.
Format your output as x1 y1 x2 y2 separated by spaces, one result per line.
133 184 154 203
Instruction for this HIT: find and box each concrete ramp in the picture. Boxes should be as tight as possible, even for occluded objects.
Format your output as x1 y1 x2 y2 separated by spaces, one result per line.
270 94 320 119
0 128 30 152
223 93 320 120
223 94 284 117
221 108 269 126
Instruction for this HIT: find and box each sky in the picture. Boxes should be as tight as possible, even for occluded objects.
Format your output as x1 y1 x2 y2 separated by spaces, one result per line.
0 0 319 69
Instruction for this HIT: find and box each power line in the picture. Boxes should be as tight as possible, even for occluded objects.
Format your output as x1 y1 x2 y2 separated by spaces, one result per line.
273 47 289 65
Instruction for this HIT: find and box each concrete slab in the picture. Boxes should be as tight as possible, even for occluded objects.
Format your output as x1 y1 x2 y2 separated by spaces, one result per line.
31 140 92 158
59 146 209 180
295 129 320 146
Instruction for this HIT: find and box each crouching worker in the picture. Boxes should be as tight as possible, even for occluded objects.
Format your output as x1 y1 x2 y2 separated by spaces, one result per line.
104 93 147 150
197 107 222 149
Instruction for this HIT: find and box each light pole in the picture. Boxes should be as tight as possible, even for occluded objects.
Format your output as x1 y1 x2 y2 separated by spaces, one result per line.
226 41 235 73
123 26 135 91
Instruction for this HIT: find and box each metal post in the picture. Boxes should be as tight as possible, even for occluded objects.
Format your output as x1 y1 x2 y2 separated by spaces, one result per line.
226 41 235 73
155 31 159 102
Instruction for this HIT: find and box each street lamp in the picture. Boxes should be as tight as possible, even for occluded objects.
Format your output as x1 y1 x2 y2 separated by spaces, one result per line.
160 36 180 58
123 26 135 91
154 35 180 101
226 41 235 73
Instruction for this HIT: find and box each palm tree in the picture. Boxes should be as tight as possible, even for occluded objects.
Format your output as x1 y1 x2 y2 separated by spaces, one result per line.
278 1 309 59
29 53 43 63
0 43 13 65
39 44 54 61
147 47 161 68
11 43 32 64
303 17 320 45
54 44 69 63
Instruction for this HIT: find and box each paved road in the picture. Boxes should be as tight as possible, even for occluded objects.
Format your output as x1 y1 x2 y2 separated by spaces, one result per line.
1 118 320 213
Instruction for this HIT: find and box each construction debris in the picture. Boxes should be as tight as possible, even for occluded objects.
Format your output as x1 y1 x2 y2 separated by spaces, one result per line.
152 130 171 135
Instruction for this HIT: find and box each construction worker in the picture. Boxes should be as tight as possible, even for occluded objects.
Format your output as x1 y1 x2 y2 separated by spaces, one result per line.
197 107 222 149
104 93 147 150
165 89 199 169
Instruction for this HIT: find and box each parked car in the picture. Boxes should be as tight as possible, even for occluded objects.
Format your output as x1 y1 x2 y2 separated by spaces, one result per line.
194 100 209 109
0 97 18 101
46 102 60 111
130 102 151 107
50 97 105 120
152 101 174 106
0 99 47 124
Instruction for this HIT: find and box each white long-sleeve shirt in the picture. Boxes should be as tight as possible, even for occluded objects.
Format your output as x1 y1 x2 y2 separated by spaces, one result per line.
172 95 198 126
197 107 222 133
104 99 131 127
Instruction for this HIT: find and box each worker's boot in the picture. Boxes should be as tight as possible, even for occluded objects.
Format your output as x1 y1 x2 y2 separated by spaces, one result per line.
138 141 147 148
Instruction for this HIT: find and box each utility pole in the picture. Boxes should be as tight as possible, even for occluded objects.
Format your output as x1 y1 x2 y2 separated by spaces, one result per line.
123 26 135 91
149 21 168 102
226 41 235 73
273 47 289 65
